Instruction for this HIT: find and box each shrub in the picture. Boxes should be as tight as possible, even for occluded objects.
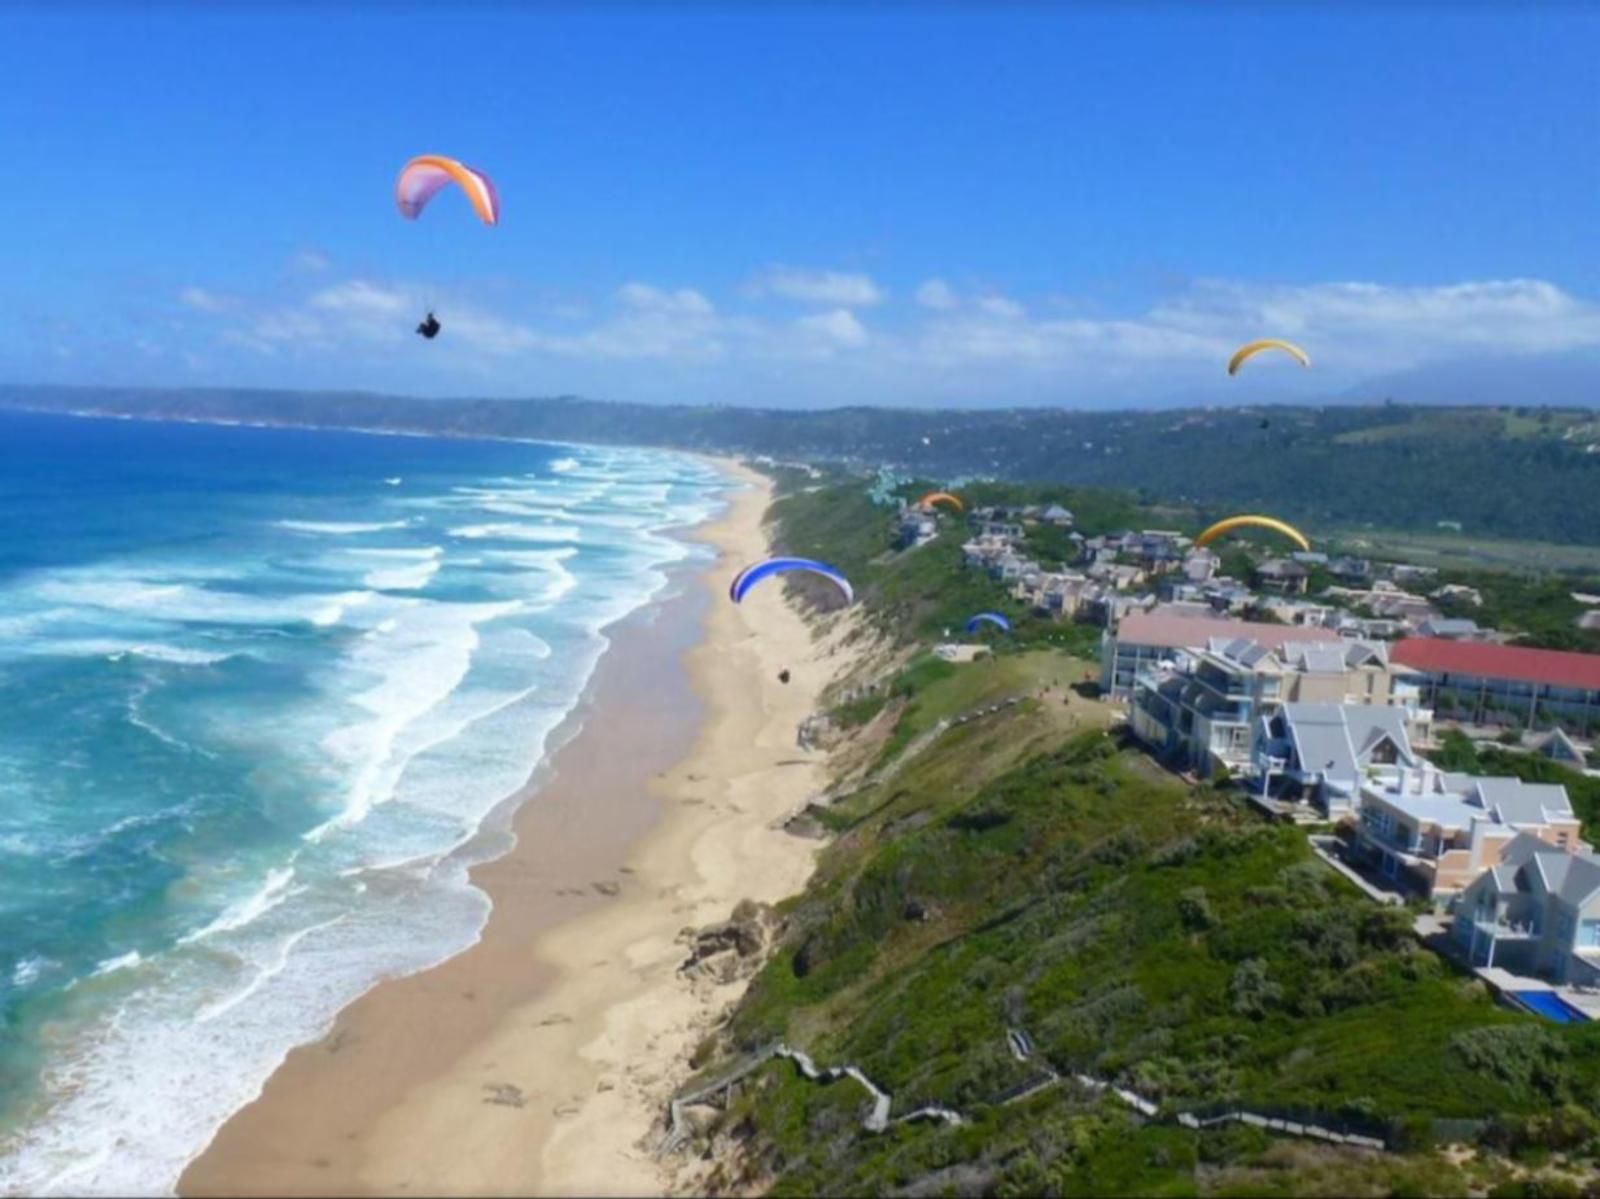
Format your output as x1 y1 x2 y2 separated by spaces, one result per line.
1177 887 1215 932
1229 958 1283 1019
1450 1025 1572 1102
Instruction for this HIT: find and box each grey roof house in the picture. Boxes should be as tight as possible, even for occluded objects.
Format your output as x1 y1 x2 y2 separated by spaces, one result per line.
1455 832 1600 984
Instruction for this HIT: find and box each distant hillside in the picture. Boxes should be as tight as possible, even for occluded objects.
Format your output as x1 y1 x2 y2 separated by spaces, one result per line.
4 384 1600 546
1340 351 1600 409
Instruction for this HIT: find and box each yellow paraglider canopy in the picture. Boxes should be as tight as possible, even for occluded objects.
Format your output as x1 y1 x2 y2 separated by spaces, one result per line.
1227 339 1310 376
1194 515 1310 553
917 491 964 513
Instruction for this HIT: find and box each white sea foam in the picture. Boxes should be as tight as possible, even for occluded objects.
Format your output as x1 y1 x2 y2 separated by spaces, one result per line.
89 951 143 978
309 597 524 837
276 519 411 534
0 443 731 1199
361 558 443 592
181 866 299 945
448 523 582 543
32 577 377 629
22 639 238 666
126 685 216 760
310 591 377 627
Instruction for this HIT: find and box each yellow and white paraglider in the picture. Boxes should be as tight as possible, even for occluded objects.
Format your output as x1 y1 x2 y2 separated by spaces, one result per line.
917 491 964 513
1227 339 1309 376
1194 515 1311 554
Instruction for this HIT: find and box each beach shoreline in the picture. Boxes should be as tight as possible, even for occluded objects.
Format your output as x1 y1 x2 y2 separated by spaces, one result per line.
179 457 845 1197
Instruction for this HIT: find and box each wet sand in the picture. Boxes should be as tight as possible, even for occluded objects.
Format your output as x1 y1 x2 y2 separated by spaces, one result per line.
181 460 844 1197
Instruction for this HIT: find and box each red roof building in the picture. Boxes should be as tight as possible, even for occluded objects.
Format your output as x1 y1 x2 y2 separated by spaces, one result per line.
1393 639 1600 693
1393 637 1600 734
1101 608 1342 697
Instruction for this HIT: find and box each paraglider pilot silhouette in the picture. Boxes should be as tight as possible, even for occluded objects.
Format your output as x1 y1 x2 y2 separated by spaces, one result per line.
416 312 441 340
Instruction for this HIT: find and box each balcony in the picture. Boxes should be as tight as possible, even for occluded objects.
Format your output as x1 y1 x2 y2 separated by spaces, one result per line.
1470 916 1540 941
1357 821 1427 860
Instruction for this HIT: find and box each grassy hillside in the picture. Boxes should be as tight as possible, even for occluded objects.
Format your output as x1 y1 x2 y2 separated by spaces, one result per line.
673 474 1600 1199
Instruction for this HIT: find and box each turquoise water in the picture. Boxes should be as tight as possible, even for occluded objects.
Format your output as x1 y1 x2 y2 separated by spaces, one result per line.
1509 990 1591 1024
0 409 726 1195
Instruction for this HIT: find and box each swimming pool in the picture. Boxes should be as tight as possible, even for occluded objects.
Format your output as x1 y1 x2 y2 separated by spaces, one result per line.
1509 990 1592 1024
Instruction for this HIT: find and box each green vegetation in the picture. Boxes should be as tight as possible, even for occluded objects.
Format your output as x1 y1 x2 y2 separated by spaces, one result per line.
767 478 1105 652
710 723 1600 1194
868 648 1094 770
685 474 1600 1197
1426 732 1600 844
1426 569 1600 653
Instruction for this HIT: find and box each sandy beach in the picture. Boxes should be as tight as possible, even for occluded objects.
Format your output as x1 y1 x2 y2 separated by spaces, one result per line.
180 459 847 1197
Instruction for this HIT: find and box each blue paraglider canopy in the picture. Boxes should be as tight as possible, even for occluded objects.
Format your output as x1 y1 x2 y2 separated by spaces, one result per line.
964 611 1011 634
729 557 854 606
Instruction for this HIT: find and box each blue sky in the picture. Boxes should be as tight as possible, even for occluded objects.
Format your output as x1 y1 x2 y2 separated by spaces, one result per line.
2 3 1597 407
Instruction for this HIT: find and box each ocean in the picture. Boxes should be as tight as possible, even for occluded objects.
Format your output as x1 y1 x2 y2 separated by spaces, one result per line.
0 409 727 1196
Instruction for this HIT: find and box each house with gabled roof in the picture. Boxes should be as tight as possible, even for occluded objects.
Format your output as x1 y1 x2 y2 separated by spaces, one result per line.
1454 832 1600 984
1255 558 1310 595
1355 765 1588 900
1253 702 1421 817
1534 727 1590 771
1128 634 1429 779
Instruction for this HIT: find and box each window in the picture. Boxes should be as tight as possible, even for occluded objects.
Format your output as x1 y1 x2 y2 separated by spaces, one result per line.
1583 920 1600 949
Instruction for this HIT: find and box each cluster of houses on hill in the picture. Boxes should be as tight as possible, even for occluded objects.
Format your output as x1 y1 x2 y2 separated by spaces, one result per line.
1107 602 1600 990
909 500 1504 644
900 493 1600 993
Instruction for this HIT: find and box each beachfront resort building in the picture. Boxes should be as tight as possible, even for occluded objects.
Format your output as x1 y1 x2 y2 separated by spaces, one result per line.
1352 765 1586 900
1393 638 1600 740
1454 832 1600 985
1127 635 1421 779
1100 607 1342 699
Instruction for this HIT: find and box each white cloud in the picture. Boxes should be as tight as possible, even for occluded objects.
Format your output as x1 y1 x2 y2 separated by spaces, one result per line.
248 310 325 347
795 308 868 349
751 265 884 308
185 270 1600 405
179 286 235 313
617 282 715 316
915 278 959 311
1148 278 1600 369
310 280 410 318
976 294 1026 320
289 250 330 274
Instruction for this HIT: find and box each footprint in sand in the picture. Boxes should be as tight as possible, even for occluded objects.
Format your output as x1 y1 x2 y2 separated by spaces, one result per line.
482 1083 528 1109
